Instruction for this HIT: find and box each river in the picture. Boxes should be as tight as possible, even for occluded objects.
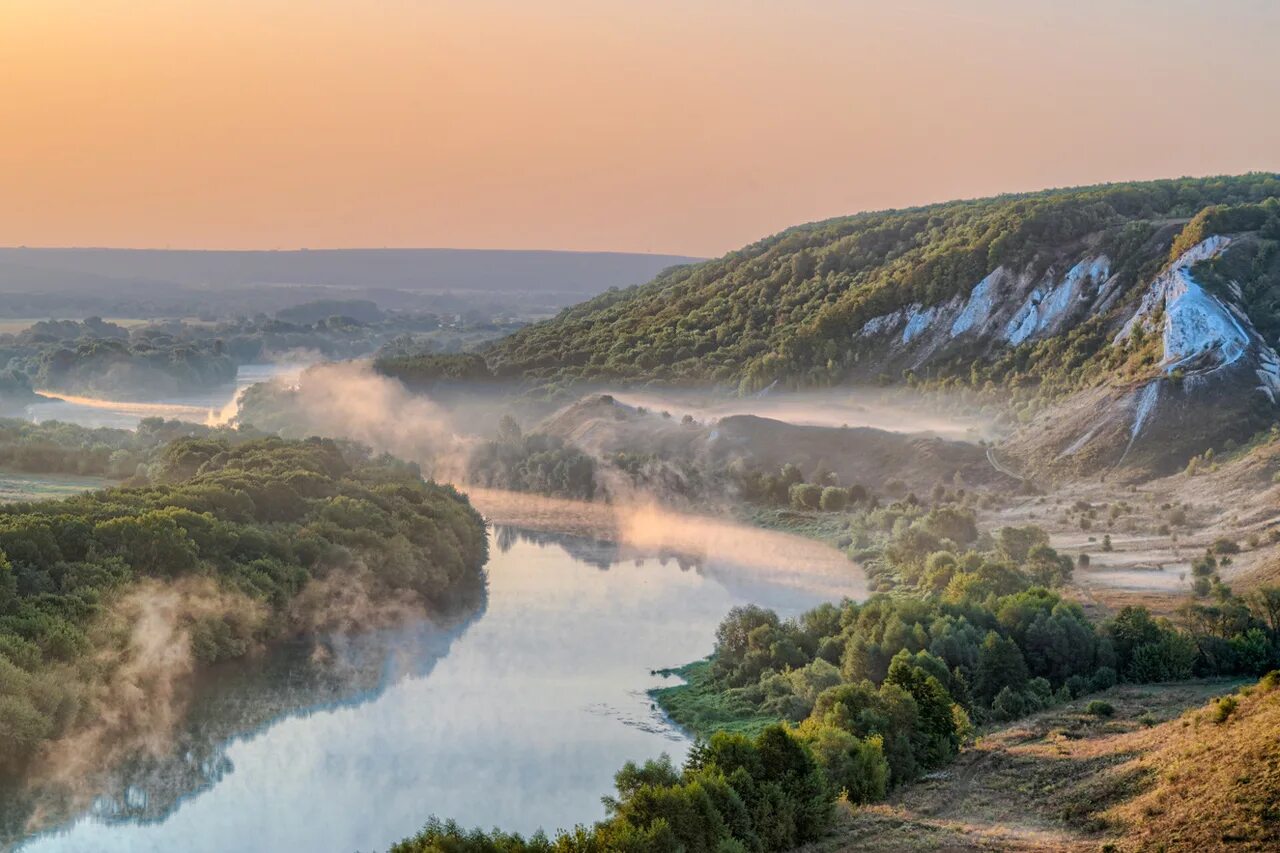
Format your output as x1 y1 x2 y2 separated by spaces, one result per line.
23 363 305 430
5 374 866 852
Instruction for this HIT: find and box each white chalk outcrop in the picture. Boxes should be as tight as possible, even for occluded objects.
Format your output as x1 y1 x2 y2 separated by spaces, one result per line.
854 253 1113 357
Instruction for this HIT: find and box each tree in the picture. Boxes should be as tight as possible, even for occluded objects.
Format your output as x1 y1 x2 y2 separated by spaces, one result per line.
797 724 888 804
1248 586 1280 636
496 414 522 445
996 525 1050 563
972 632 1029 705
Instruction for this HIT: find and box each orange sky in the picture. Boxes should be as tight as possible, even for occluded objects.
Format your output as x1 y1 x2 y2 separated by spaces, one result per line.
2 0 1278 256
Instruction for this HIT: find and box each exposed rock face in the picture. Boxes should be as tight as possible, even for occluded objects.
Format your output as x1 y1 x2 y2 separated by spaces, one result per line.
850 251 1117 374
846 234 1280 479
997 238 1280 479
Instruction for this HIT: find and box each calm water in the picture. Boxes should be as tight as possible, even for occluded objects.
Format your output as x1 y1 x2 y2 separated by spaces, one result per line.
15 524 860 852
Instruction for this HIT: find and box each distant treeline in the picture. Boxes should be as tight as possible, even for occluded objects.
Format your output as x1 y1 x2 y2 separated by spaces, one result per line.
0 311 514 401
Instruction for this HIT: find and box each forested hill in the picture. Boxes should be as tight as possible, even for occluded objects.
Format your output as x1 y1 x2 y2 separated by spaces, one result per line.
485 174 1280 394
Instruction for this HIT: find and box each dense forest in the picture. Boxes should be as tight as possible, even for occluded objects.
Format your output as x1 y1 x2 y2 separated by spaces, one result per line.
483 175 1280 393
0 436 488 768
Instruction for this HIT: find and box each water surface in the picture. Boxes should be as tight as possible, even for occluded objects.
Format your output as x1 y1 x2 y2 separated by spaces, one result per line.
24 364 303 430
17 524 860 852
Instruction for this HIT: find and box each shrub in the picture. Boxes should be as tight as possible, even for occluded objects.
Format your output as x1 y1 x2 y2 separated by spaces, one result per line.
1089 667 1117 692
819 487 848 512
1085 700 1114 717
991 686 1028 721
789 483 823 511
1211 537 1240 555
1212 695 1238 724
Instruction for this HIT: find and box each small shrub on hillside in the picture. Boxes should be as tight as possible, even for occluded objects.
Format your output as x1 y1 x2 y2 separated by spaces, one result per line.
1086 700 1115 717
1212 695 1239 724
1211 537 1240 555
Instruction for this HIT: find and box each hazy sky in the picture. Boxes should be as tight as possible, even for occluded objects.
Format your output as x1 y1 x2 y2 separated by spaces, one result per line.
3 0 1278 256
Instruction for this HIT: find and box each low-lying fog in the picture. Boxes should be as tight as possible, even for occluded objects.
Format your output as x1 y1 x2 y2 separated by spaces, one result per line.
604 388 997 441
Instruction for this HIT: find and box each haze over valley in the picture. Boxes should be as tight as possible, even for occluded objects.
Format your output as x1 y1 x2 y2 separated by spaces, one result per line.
3 3 1280 851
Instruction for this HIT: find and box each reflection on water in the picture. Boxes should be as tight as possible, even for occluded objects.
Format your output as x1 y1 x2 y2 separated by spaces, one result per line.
14 524 861 852
23 364 303 430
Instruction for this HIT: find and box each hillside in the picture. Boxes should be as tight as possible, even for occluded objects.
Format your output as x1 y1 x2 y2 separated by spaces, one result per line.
487 175 1280 477
816 677 1279 852
537 393 1012 498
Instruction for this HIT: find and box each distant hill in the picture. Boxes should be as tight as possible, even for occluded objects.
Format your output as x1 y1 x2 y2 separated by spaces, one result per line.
0 246 701 323
0 247 701 295
486 174 1280 477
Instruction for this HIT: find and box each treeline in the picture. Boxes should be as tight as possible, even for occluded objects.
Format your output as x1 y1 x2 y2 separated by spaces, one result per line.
734 462 872 512
481 174 1280 391
654 569 1280 776
0 436 488 767
3 334 236 398
375 352 493 389
0 311 479 401
0 416 231 480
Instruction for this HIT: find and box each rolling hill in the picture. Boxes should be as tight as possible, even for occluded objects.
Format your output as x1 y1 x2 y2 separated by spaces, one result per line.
486 174 1280 477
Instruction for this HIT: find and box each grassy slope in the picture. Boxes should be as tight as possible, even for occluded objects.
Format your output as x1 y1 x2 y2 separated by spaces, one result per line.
804 678 1279 852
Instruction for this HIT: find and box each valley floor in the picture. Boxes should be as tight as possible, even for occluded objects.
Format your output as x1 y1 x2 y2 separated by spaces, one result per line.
799 679 1280 853
985 441 1280 616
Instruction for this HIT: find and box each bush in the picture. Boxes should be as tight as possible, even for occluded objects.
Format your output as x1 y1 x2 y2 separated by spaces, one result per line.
1211 537 1241 555
819 487 849 512
991 686 1029 721
789 483 823 511
1085 700 1114 717
1212 695 1238 724
1089 666 1117 692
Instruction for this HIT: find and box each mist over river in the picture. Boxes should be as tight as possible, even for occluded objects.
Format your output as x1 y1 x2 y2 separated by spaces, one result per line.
1 369 866 850
13 520 862 852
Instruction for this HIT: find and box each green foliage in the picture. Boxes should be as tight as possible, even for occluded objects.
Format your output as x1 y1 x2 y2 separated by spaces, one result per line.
466 426 597 500
393 726 832 853
374 352 493 387
818 486 848 512
1210 694 1239 724
0 435 488 767
788 483 822 511
1 320 237 397
485 175 1280 389
1085 699 1115 717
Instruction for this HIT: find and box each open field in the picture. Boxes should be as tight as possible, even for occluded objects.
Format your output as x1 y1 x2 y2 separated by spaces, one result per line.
0 471 113 503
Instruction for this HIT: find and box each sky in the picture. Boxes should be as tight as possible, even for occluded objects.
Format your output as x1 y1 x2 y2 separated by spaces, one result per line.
2 0 1279 257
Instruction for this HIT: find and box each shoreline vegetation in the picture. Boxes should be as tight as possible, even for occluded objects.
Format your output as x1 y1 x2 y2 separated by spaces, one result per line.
390 475 1280 852
0 434 489 788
